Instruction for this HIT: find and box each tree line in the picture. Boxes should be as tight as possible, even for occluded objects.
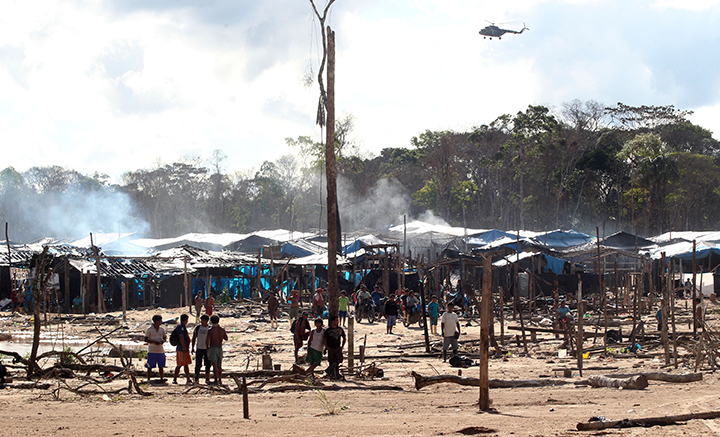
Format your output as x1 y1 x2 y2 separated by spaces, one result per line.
2 101 719 242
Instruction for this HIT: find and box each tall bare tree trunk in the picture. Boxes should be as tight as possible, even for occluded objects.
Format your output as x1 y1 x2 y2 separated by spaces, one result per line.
325 26 339 317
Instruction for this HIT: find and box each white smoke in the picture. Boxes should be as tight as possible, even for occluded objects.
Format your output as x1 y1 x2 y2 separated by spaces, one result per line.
11 188 149 244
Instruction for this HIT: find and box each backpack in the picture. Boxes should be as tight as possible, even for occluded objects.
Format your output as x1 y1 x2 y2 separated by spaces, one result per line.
169 326 180 346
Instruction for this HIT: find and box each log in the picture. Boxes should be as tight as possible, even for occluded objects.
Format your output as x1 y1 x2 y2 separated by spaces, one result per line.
410 371 573 390
7 381 52 390
606 372 702 383
577 410 720 431
586 374 648 390
266 383 403 393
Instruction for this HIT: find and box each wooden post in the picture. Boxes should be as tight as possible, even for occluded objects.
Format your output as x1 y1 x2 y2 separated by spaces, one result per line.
576 276 584 377
324 26 340 317
257 249 262 295
63 257 69 313
347 315 354 372
419 258 430 353
613 255 619 316
242 377 250 419
91 233 104 314
122 280 127 323
4 223 15 308
499 286 505 346
184 256 190 312
661 253 670 364
692 240 697 336
479 255 492 410
671 259 678 369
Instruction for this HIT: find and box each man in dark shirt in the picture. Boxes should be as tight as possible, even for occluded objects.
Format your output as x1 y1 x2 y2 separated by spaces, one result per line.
324 315 346 380
385 295 399 334
173 314 192 385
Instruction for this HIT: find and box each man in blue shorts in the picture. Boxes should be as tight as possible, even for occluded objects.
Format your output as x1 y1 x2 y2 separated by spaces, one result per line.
144 314 167 383
427 295 440 335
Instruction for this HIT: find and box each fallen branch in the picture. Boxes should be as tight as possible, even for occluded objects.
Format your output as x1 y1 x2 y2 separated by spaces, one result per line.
266 382 402 393
410 371 573 390
577 410 720 431
605 372 702 383
586 375 648 390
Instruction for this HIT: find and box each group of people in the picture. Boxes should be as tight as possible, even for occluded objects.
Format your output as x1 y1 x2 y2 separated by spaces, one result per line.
291 311 346 379
193 293 215 323
144 313 228 386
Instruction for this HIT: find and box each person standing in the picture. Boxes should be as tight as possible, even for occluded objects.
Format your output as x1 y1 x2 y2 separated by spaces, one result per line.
305 318 326 377
144 314 167 383
695 297 705 331
288 288 300 320
441 303 461 361
313 289 325 318
191 314 211 384
292 312 311 364
384 295 399 334
338 291 349 327
194 293 204 323
172 314 192 385
267 292 279 329
427 295 440 335
205 293 215 317
205 315 228 386
71 294 83 315
325 315 346 380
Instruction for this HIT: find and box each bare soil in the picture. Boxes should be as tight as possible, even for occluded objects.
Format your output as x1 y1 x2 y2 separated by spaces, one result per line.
1 302 719 437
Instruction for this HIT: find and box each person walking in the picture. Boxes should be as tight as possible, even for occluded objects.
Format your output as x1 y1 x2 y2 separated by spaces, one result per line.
441 303 461 361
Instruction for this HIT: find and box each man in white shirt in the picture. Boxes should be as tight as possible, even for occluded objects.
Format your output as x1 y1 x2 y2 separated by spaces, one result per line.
441 303 461 361
144 314 167 382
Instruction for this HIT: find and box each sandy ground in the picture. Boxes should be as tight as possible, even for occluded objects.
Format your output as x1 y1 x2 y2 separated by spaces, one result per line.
1 301 720 437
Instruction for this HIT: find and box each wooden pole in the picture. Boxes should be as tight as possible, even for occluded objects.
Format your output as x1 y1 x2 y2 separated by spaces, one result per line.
479 255 492 410
576 276 584 377
692 240 697 336
324 25 340 317
91 233 104 314
419 257 430 353
553 276 559 339
661 253 669 365
499 286 505 346
242 377 250 419
671 259 678 369
347 315 354 372
122 280 127 324
257 249 262 296
64 257 70 313
4 223 14 306
184 256 190 312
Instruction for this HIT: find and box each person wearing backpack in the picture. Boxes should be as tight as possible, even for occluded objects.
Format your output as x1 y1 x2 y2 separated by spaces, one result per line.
144 315 167 383
172 314 192 385
192 314 211 384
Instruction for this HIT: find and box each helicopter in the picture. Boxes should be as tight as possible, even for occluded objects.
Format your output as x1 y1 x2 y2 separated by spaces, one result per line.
479 22 528 39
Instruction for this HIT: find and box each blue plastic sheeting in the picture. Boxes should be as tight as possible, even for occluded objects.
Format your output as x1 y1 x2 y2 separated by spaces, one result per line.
670 247 720 260
467 230 516 246
544 255 567 274
281 242 315 258
535 230 593 248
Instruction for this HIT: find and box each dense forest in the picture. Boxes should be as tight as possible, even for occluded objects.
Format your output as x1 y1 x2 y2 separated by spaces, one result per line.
2 101 720 242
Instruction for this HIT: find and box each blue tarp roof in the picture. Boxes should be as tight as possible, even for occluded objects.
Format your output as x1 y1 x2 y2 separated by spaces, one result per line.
467 230 517 246
534 230 594 248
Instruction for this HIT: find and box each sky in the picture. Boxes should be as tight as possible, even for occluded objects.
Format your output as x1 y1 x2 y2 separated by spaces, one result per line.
2 0 720 182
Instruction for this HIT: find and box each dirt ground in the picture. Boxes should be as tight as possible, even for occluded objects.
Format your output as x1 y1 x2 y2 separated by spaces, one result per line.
2 301 720 437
